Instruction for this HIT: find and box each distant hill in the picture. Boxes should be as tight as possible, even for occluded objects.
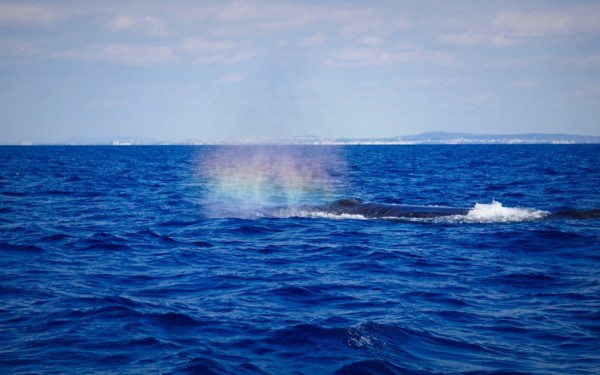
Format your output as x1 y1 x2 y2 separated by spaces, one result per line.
399 132 600 144
179 132 600 145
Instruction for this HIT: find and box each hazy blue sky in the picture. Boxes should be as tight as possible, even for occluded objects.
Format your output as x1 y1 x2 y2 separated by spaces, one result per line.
1 1 599 143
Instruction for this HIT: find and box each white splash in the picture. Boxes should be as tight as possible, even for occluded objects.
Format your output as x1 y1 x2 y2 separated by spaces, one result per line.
307 212 368 220
464 200 549 223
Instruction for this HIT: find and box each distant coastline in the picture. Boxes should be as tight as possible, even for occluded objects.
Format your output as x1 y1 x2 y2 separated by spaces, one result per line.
10 132 600 146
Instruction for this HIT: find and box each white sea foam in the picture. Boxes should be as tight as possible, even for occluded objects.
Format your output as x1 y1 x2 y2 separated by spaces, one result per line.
308 212 368 220
464 200 549 223
266 207 367 220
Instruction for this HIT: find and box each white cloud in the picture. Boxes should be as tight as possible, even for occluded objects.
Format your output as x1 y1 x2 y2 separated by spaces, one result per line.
494 5 600 37
217 1 265 22
329 47 454 67
572 84 600 97
192 50 256 65
491 33 515 48
461 92 491 105
334 6 411 37
106 14 170 36
180 38 236 54
104 44 175 65
0 2 64 25
214 1 321 33
404 77 459 89
565 53 600 68
509 79 537 89
179 37 255 65
358 36 385 47
437 33 488 47
299 33 326 47
56 44 177 66
0 38 35 57
216 72 245 85
2 1 598 73
437 32 516 48
205 1 411 39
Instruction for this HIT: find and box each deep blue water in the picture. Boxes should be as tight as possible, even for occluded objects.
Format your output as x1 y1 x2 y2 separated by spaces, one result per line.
1 145 599 374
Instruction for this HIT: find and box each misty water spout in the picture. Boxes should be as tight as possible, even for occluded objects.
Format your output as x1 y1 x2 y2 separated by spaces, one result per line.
199 146 346 217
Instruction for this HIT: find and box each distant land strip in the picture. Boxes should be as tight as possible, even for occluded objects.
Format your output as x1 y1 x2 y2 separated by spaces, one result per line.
12 132 600 146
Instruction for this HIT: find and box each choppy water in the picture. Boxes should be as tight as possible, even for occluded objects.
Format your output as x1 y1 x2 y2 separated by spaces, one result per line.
1 145 599 374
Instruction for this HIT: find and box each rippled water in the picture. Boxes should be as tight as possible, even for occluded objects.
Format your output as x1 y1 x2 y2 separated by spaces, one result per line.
1 145 599 374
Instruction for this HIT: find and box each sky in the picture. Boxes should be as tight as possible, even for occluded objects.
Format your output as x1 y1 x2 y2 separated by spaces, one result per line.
1 0 599 144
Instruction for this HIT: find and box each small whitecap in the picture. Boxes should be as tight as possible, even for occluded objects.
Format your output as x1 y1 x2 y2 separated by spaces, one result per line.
464 200 549 223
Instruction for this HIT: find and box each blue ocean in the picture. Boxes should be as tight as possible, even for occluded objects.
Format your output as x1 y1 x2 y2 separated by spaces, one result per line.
1 144 599 374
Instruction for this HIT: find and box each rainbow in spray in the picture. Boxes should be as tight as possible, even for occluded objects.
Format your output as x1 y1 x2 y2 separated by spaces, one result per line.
199 146 346 218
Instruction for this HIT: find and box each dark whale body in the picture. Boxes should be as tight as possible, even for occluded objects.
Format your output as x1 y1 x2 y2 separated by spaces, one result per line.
289 199 600 220
550 208 600 220
317 199 469 219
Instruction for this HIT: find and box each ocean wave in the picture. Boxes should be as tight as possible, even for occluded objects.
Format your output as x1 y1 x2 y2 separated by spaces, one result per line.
335 359 424 375
2 145 599 374
0 242 45 252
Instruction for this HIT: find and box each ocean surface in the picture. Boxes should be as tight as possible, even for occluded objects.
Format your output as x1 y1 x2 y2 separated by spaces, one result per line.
1 144 599 374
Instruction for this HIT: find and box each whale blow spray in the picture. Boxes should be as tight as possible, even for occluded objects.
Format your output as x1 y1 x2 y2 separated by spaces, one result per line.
199 145 346 218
